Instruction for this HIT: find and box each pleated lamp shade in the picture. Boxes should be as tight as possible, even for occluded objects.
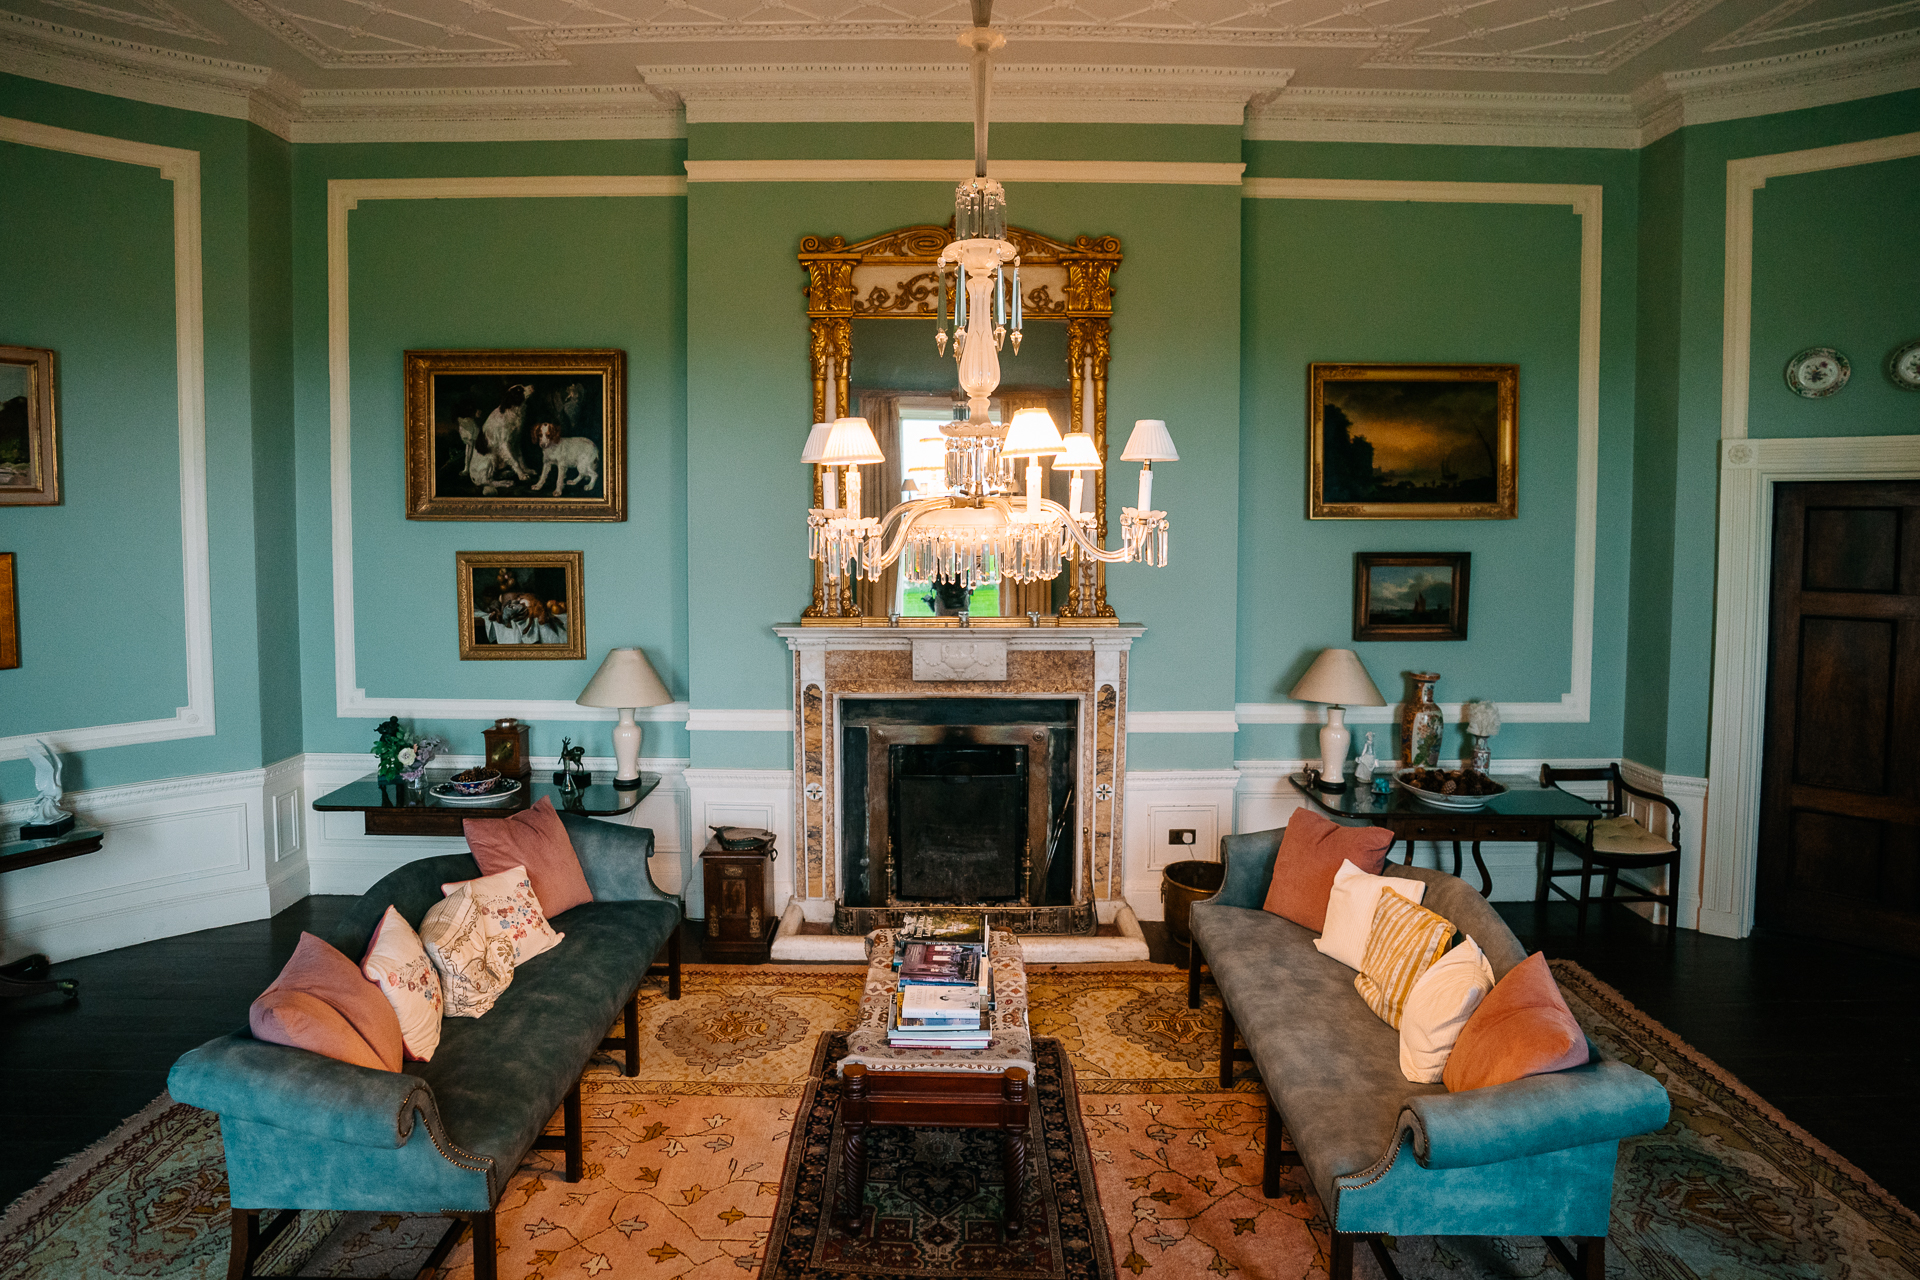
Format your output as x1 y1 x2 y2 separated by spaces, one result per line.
1001 408 1065 458
1121 419 1179 462
1055 432 1103 471
799 421 834 465
819 417 886 466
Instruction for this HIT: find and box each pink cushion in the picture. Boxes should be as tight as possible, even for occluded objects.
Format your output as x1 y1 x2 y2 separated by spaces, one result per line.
464 797 593 917
1261 808 1395 932
250 932 404 1072
1443 952 1590 1092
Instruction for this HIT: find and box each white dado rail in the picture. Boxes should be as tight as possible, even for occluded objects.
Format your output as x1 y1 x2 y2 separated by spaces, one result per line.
771 624 1150 961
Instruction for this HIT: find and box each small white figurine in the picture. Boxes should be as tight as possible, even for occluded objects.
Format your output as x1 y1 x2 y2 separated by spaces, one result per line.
1353 732 1379 784
30 738 70 825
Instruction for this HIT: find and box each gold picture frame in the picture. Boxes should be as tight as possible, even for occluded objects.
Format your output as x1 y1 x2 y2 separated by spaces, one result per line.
405 350 625 522
1 345 60 507
1309 363 1517 520
0 553 18 668
456 550 585 661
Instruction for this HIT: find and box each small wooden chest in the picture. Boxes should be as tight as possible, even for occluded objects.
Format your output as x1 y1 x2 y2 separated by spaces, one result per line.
699 832 777 963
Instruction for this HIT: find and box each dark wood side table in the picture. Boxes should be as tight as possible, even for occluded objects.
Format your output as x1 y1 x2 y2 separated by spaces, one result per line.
1288 773 1600 896
313 770 656 837
699 832 777 963
1 827 105 1002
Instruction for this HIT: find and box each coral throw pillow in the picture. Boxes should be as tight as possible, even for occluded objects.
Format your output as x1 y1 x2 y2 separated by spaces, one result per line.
361 906 444 1061
250 932 404 1071
1399 935 1496 1083
1314 859 1427 970
441 865 565 967
421 884 517 1018
1262 808 1394 932
1443 952 1590 1092
464 797 593 917
1354 888 1455 1029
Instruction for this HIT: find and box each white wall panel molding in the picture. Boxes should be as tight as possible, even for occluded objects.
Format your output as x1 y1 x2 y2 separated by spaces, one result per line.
1127 710 1239 734
1247 87 1645 150
326 175 688 727
1720 131 1920 443
1706 435 1920 938
299 751 690 896
683 159 1249 186
0 758 301 963
0 117 212 763
1238 179 1602 730
685 709 793 732
680 767 794 920
1120 769 1240 920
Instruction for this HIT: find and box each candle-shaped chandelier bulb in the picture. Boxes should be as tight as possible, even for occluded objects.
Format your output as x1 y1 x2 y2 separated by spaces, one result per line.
935 262 949 355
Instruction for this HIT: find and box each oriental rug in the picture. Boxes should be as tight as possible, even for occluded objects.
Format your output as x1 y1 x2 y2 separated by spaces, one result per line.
1 961 1915 1280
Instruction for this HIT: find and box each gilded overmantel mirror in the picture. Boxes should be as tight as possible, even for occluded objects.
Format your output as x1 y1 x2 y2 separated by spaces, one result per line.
798 223 1122 624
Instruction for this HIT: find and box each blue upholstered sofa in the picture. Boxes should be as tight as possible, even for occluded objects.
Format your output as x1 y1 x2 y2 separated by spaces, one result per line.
169 813 681 1280
1185 826 1668 1280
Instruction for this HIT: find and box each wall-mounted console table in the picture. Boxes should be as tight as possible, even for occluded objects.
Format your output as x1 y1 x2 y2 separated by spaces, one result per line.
1 827 105 1003
313 771 657 838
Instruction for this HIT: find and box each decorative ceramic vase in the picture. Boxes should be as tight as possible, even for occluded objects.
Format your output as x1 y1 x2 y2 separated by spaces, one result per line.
1469 734 1492 773
1401 672 1443 767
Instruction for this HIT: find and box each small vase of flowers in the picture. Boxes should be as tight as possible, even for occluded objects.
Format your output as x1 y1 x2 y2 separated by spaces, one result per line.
1464 699 1501 773
400 735 446 792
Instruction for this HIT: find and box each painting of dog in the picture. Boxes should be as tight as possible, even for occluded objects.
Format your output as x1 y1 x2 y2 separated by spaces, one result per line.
405 351 624 521
456 551 585 661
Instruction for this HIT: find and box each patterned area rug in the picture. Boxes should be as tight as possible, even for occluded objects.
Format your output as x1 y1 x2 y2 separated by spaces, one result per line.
761 1033 1114 1280
1 961 1915 1279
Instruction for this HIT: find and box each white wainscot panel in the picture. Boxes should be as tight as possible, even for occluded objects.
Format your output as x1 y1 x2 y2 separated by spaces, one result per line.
1121 770 1239 921
682 768 795 922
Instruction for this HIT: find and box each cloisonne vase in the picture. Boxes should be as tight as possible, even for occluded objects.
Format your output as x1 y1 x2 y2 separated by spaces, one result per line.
1400 673 1443 767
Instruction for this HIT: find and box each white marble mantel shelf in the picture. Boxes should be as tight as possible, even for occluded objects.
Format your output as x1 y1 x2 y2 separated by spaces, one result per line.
772 624 1146 649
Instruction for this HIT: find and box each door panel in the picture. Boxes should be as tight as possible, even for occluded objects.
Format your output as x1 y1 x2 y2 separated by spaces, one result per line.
1759 482 1920 956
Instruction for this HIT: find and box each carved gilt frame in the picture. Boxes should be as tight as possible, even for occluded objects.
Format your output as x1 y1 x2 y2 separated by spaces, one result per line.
798 224 1122 620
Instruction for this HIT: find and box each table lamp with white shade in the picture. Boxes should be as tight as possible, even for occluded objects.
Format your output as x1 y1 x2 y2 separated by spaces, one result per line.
1290 648 1386 791
577 648 674 788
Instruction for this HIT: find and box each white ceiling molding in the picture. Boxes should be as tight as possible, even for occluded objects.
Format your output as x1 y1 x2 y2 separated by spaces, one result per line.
289 86 682 142
40 0 223 44
636 63 1292 126
1654 27 1920 126
1235 177 1602 727
1246 86 1644 148
1709 0 1920 51
683 158 1248 184
0 116 215 762
327 175 688 725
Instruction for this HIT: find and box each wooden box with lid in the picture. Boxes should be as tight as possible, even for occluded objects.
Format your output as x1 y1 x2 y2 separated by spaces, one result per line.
700 826 778 963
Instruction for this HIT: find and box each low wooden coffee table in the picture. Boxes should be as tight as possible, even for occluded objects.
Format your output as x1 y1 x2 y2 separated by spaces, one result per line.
834 930 1034 1236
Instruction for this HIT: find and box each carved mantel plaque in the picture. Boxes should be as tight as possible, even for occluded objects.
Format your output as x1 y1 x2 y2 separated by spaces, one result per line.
912 638 1008 682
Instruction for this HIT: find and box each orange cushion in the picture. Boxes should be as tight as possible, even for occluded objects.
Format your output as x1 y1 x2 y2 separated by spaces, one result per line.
250 932 404 1071
1261 808 1395 932
1443 952 1590 1092
465 797 593 916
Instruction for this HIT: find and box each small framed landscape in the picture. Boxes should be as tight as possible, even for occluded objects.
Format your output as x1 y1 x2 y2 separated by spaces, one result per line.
1354 553 1470 642
457 551 585 661
1310 363 1517 520
406 350 625 522
0 345 59 507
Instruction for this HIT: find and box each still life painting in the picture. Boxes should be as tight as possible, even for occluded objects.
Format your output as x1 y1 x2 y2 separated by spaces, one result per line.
1354 552 1471 641
1309 363 1516 520
1 345 59 506
406 350 625 522
456 550 585 660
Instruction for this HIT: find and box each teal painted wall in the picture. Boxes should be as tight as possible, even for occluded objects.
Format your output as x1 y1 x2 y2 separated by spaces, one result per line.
288 141 691 768
0 78 288 800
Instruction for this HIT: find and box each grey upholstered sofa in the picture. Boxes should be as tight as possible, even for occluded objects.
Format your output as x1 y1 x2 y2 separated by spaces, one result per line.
169 813 681 1280
1185 826 1668 1280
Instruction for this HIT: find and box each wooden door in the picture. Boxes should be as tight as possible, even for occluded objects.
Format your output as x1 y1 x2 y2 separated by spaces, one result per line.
1759 482 1920 955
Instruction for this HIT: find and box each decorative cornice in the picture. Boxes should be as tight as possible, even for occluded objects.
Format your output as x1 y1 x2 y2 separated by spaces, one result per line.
1247 85 1644 148
637 63 1292 126
1656 27 1920 126
685 158 1247 184
290 85 683 143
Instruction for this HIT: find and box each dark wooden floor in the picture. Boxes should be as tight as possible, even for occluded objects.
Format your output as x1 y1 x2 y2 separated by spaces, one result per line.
3 898 1915 1216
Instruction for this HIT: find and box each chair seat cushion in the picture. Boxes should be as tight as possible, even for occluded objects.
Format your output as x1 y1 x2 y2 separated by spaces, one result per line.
1555 815 1675 857
408 898 679 1174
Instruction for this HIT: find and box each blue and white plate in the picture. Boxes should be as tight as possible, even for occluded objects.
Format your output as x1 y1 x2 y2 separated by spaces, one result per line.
430 779 522 805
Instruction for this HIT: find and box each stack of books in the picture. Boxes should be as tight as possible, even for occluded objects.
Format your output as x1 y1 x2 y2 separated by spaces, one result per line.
887 917 993 1050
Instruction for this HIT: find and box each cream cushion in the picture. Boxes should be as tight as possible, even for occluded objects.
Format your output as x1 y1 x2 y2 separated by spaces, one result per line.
360 905 444 1061
420 883 517 1018
1556 815 1676 856
440 865 565 966
1399 935 1496 1083
1314 860 1427 970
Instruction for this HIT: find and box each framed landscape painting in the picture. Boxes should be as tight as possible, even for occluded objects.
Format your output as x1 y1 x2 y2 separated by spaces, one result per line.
456 551 585 661
1353 552 1470 641
0 346 59 507
406 350 625 522
1309 363 1517 520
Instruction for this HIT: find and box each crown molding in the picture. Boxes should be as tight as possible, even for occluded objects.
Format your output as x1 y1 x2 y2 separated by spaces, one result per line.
1246 85 1643 148
684 158 1248 184
637 63 1292 126
289 86 683 143
1653 28 1920 128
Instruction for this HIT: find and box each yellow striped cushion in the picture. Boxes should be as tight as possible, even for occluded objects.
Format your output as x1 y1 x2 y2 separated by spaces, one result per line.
1355 888 1456 1029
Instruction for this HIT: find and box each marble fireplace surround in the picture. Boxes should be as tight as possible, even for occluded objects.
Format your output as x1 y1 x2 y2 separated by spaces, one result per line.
768 624 1151 962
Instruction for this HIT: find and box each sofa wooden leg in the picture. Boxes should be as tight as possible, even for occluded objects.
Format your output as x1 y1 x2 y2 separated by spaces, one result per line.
622 994 640 1077
1187 938 1203 1010
1218 1004 1237 1090
467 1208 498 1280
1544 1233 1605 1279
668 929 682 1000
1328 1231 1356 1280
531 1080 585 1181
226 1208 257 1280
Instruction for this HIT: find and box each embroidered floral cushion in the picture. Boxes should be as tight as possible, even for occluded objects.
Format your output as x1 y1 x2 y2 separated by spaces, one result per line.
249 932 404 1071
420 884 518 1019
360 905 444 1061
440 864 565 967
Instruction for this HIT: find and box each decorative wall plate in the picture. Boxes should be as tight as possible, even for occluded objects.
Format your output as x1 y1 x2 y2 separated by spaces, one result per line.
1784 347 1850 398
1889 340 1920 391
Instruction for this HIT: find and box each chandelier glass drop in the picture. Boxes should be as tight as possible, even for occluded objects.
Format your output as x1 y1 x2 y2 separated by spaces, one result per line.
802 1 1176 593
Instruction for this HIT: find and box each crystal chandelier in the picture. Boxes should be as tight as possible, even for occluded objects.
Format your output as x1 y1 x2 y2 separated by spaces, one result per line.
802 0 1176 595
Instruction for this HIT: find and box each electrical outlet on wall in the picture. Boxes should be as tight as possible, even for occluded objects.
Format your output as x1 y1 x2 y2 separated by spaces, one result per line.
1169 829 1196 846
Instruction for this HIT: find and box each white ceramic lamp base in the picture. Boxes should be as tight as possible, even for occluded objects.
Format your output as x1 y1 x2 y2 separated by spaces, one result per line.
1318 706 1351 791
611 708 643 788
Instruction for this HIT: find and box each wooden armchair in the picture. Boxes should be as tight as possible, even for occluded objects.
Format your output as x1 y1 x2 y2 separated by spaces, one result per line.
1537 763 1682 935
